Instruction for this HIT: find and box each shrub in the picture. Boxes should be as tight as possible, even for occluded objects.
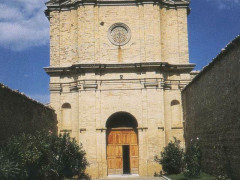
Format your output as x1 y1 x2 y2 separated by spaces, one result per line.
51 133 89 179
0 131 89 180
214 143 231 180
155 137 184 174
0 151 20 180
184 142 201 179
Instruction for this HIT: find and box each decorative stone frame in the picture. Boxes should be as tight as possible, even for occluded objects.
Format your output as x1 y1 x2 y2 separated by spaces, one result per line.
107 23 131 46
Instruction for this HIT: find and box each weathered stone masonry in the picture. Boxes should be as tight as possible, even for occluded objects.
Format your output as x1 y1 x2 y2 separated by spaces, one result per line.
0 83 57 145
182 36 240 179
45 0 195 178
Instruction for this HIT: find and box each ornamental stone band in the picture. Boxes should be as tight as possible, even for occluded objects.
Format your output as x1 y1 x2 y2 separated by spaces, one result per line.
45 0 195 178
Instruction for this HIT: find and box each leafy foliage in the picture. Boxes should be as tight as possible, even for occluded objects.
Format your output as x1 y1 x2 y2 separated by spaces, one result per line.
214 143 231 180
52 133 89 179
0 132 89 180
166 172 215 180
184 142 201 179
155 137 184 174
0 151 20 180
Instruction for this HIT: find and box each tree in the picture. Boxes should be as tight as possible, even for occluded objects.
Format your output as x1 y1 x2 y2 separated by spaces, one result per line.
184 142 201 179
0 151 20 180
155 137 184 174
0 131 89 180
51 133 89 179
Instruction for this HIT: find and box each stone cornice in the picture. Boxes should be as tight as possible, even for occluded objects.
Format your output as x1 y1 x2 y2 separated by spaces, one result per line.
45 0 190 18
49 78 192 92
44 62 195 75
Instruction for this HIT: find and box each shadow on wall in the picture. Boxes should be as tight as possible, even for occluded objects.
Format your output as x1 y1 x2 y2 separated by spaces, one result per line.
0 83 57 145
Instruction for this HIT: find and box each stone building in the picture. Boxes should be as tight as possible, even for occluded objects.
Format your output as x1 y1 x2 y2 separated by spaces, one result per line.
44 0 195 178
182 36 240 179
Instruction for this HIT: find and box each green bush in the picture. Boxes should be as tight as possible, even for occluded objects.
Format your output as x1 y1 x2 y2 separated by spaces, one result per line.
0 131 89 180
0 152 20 180
214 143 231 180
155 137 184 174
184 142 201 179
52 133 89 179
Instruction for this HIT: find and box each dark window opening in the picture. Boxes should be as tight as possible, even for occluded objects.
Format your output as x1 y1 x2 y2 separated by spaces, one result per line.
171 100 180 106
106 112 138 129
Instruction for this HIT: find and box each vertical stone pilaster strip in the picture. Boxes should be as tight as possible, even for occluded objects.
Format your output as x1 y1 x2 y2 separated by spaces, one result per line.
78 6 84 63
177 8 189 64
138 5 145 62
71 8 78 64
50 11 60 66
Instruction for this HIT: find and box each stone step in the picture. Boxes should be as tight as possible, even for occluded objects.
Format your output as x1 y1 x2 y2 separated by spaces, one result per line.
93 176 164 180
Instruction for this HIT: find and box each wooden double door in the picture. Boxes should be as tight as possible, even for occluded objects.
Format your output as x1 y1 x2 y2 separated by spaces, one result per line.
107 129 139 175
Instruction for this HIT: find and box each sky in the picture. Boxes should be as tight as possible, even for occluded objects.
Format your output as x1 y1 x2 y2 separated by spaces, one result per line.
0 0 239 104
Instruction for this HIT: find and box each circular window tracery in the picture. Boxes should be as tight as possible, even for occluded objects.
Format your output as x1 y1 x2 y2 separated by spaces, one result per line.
108 23 131 46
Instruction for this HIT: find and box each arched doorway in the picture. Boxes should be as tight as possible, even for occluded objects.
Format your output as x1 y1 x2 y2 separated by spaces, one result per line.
106 112 139 175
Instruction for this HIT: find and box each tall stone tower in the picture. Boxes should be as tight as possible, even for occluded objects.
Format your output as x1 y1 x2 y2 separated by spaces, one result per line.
45 0 194 178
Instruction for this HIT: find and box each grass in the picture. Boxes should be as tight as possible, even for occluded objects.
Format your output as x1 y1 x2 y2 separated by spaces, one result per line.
165 172 215 180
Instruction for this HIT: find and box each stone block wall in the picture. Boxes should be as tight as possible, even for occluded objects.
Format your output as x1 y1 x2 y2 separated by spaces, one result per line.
48 66 193 178
0 84 57 145
45 0 192 178
49 4 189 66
182 36 240 179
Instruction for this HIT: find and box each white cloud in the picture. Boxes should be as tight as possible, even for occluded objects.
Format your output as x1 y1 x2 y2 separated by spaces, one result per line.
0 4 24 21
0 0 49 51
206 0 240 10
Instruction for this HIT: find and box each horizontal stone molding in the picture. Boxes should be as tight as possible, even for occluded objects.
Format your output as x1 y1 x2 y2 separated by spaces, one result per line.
45 62 195 76
80 128 87 132
144 82 159 88
45 0 190 18
60 129 72 132
137 127 148 131
178 83 188 90
83 83 98 89
158 127 164 131
49 83 62 92
96 128 107 132
70 82 80 92
171 126 183 129
160 82 171 90
49 79 191 92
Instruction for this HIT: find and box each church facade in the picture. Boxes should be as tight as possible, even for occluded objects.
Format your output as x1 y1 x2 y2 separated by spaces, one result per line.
45 0 195 178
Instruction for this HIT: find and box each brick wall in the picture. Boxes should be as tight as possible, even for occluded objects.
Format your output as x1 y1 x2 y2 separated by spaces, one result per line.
0 84 57 145
182 36 240 179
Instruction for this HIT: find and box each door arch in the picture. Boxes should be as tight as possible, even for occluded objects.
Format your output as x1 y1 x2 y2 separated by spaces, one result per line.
106 112 139 175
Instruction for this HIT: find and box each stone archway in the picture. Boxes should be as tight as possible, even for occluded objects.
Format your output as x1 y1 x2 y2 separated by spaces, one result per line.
106 112 139 175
